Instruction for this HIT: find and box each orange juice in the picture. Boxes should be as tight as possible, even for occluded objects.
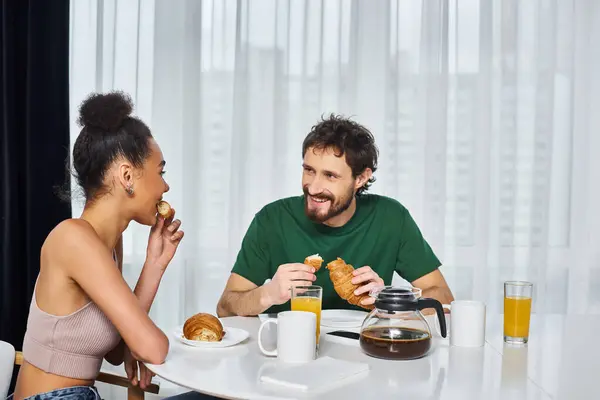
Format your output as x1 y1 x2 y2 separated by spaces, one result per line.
291 296 322 343
504 296 532 338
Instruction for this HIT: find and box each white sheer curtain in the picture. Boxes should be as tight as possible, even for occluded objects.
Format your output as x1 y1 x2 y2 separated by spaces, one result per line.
69 0 600 336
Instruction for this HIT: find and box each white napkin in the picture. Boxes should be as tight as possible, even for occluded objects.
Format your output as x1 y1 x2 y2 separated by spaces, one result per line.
259 356 369 392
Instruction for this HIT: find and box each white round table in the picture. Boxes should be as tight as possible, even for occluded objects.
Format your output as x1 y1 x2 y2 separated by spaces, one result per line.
145 314 554 400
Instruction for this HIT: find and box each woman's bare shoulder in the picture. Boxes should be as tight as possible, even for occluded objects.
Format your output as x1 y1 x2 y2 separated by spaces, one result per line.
42 219 104 260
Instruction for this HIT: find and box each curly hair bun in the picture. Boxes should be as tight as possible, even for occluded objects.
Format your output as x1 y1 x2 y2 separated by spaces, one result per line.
77 91 133 132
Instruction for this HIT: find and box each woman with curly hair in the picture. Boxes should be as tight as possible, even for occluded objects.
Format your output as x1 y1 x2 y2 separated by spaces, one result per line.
11 91 183 400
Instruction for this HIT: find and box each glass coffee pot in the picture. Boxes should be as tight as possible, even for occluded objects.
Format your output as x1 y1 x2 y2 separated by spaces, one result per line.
359 286 447 360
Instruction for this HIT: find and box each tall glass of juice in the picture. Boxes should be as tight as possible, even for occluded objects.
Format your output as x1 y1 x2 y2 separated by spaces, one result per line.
504 281 533 344
291 285 323 349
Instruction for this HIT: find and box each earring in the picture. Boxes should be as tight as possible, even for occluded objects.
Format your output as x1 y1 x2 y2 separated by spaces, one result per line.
126 185 134 195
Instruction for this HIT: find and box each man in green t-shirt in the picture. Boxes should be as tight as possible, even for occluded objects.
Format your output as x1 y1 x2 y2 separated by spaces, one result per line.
216 115 454 316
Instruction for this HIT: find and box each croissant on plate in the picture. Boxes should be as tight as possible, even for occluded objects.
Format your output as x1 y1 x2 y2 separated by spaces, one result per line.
326 257 374 310
304 254 323 272
183 313 225 342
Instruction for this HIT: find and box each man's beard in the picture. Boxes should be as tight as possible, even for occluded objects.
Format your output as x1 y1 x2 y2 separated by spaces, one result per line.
303 185 355 223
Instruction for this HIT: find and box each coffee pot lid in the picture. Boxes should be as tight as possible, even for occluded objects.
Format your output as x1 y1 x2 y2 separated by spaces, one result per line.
370 286 422 311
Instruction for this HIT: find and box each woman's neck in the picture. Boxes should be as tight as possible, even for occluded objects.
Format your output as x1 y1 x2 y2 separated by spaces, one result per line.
80 199 130 249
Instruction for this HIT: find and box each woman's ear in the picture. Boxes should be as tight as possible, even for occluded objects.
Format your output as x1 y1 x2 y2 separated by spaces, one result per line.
354 168 373 190
118 162 135 195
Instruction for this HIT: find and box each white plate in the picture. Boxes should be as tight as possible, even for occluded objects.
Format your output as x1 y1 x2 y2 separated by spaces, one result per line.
320 310 368 328
173 326 249 348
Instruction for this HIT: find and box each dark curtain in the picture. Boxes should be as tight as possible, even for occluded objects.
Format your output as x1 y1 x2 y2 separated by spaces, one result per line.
0 0 71 368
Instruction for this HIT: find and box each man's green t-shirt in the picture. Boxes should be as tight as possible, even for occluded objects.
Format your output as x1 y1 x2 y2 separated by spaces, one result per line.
231 194 441 314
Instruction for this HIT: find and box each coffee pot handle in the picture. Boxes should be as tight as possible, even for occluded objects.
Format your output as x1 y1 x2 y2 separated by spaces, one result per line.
417 298 447 338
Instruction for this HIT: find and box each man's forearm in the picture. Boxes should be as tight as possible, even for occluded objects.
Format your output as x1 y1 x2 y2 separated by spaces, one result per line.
422 285 454 304
421 286 454 315
217 285 273 317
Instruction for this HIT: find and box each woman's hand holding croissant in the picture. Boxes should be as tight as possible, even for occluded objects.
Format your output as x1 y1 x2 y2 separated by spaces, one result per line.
351 266 385 306
145 209 184 272
264 263 316 305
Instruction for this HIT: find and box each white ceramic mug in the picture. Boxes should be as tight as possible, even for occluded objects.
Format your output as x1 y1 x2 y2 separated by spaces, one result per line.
258 311 316 363
448 300 486 347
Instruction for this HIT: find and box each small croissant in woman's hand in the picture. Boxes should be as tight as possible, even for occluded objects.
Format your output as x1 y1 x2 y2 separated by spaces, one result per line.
146 208 184 271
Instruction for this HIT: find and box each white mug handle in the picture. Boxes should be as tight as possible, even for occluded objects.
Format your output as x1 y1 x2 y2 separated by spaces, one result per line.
258 319 278 356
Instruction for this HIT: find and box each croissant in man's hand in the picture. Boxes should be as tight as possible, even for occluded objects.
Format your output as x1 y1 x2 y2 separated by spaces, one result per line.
325 257 375 310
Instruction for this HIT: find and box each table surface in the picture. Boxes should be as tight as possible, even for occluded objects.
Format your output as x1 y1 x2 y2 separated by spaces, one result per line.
144 313 600 400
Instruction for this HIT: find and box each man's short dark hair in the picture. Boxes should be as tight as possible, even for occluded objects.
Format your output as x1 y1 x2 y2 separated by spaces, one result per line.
302 114 378 195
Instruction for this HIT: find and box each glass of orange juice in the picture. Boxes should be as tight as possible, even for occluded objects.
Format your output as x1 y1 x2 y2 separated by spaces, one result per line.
504 281 533 344
291 285 322 349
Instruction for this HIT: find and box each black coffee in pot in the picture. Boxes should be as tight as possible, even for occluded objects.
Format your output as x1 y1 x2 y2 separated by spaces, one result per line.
360 327 431 360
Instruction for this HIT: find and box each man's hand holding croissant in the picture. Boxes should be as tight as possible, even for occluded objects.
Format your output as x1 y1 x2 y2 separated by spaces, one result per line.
351 266 385 306
264 263 317 306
